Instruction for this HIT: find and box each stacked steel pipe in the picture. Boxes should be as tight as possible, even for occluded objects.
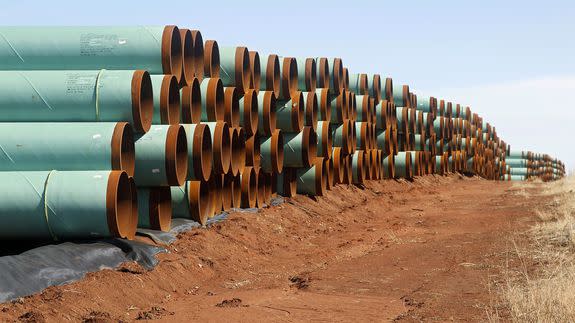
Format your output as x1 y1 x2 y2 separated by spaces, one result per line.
0 25 563 241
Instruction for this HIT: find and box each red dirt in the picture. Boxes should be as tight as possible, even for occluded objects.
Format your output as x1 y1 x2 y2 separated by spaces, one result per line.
0 175 546 322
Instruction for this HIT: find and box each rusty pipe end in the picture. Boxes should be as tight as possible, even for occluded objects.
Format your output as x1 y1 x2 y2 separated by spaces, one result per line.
188 180 210 225
231 174 242 208
178 28 194 87
131 70 153 133
266 54 281 97
255 167 266 207
271 129 284 174
106 171 133 239
229 127 246 176
181 77 202 123
224 86 241 128
159 75 181 125
249 50 261 93
161 25 183 83
241 166 257 208
151 187 172 232
111 122 135 177
190 30 204 81
125 176 138 240
204 40 220 78
306 58 317 92
192 123 213 182
261 91 277 135
165 125 189 186
282 57 299 100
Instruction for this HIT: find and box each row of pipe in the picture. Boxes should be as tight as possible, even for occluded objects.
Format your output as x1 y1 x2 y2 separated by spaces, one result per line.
0 25 563 241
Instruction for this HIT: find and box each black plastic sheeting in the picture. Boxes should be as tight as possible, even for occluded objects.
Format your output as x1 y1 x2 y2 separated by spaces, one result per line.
0 197 284 303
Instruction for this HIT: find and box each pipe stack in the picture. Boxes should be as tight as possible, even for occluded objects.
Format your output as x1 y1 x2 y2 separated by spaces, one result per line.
0 25 563 242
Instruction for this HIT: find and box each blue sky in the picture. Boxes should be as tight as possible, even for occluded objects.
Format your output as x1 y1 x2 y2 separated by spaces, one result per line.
2 0 574 169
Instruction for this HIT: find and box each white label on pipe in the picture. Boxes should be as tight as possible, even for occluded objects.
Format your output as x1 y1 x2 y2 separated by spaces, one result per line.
152 169 160 173
92 134 102 139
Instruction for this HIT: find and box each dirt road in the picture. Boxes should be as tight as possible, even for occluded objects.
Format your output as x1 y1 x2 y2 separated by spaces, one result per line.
0 175 546 322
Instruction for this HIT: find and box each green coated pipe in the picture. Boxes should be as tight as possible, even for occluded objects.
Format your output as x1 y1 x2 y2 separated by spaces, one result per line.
283 127 317 168
368 74 381 102
135 125 188 187
0 170 133 240
392 85 408 107
348 73 368 95
509 167 528 176
316 121 333 158
260 129 284 174
510 175 526 181
0 122 135 175
171 180 210 225
302 91 319 131
296 157 326 196
382 154 395 179
329 92 346 124
136 187 172 231
352 150 366 184
376 129 392 155
394 151 412 179
0 26 183 81
414 134 426 151
181 124 212 181
435 156 443 174
0 70 152 132
296 57 316 92
504 158 529 168
355 95 370 122
239 89 259 137
332 120 352 154
218 46 251 93
257 91 277 136
150 74 180 125
509 150 528 159
417 96 432 113
259 54 281 97
275 167 297 198
327 57 343 95
276 91 304 132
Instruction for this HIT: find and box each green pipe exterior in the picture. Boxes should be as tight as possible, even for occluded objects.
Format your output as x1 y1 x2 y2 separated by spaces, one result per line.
392 86 405 107
171 180 208 224
395 152 411 179
283 129 314 168
135 125 187 186
382 154 394 179
435 156 443 174
257 91 276 136
276 96 300 132
0 170 130 240
0 70 151 132
355 121 368 150
296 57 314 91
352 150 364 184
260 129 283 173
348 73 364 94
509 167 528 176
417 96 432 113
316 121 331 158
355 95 369 122
396 107 406 133
509 150 527 159
332 121 350 153
136 187 171 230
296 159 324 196
414 134 425 151
182 123 212 181
150 74 179 124
0 26 174 74
329 93 343 124
0 122 133 174
302 91 318 129
375 101 386 130
219 47 241 88
368 74 380 100
510 175 526 181
376 129 390 153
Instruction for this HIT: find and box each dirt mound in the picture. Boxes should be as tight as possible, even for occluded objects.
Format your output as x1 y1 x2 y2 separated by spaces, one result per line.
0 176 547 322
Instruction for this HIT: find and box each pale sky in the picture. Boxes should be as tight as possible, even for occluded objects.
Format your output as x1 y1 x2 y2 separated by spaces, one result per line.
1 0 573 168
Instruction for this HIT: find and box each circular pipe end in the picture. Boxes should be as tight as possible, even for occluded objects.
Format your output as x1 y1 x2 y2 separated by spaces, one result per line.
131 70 153 133
150 187 172 232
106 171 133 239
241 167 257 208
111 122 135 177
271 129 284 174
165 125 189 186
192 123 213 182
188 180 210 225
178 28 194 87
306 58 317 92
224 86 241 128
261 91 277 135
190 30 204 81
181 77 202 124
204 40 220 78
212 121 232 174
229 127 246 176
266 54 281 97
255 167 266 207
161 25 183 83
249 51 261 93
126 176 138 240
160 75 181 125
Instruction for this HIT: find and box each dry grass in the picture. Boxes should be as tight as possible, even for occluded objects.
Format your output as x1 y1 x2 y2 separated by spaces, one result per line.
497 177 575 322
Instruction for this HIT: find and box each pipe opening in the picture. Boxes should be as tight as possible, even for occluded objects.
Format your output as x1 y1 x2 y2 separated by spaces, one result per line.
231 174 241 208
262 91 277 135
189 180 210 225
160 75 181 125
192 124 213 181
152 187 172 232
190 30 204 81
220 174 232 211
306 92 318 131
235 47 251 93
212 121 231 174
249 51 261 92
161 26 183 83
266 54 281 97
204 40 220 78
282 57 298 99
319 88 331 121
181 78 202 124
131 70 153 133
332 58 343 94
292 91 304 132
314 158 327 196
111 122 135 177
241 167 257 208
302 127 318 167
306 58 317 92
179 29 194 87
106 171 133 239
230 127 245 176
224 87 240 128
255 168 266 207
342 67 349 90
165 125 189 186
